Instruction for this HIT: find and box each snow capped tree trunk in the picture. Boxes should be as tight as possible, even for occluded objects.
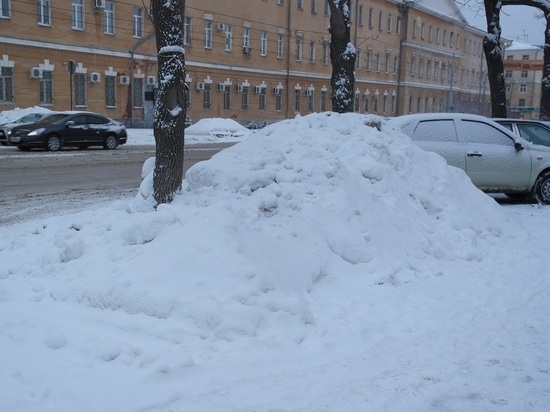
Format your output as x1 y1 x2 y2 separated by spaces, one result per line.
328 0 356 113
151 0 187 204
483 0 508 118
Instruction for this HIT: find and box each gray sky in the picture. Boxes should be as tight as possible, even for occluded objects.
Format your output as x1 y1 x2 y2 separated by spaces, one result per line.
458 3 546 45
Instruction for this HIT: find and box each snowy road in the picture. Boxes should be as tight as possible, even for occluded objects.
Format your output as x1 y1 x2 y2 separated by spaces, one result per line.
0 144 230 226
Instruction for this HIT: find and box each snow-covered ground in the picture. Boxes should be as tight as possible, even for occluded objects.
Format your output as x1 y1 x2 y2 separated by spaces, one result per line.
0 111 549 411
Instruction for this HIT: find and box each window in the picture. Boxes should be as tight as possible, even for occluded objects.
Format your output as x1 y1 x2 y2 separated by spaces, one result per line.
74 73 86 107
0 0 10 18
374 93 379 112
38 0 51 25
297 0 303 10
387 14 392 32
0 67 14 102
427 61 432 78
396 17 401 34
462 120 516 146
183 17 191 45
324 0 330 17
522 54 530 60
421 23 425 40
393 56 398 74
450 32 454 48
204 21 213 49
278 0 284 4
321 90 327 111
353 92 359 112
412 120 457 142
368 8 374 28
276 92 282 111
294 88 301 112
311 0 317 14
436 28 440 44
296 38 303 61
225 25 233 51
376 53 381 72
519 99 526 107
322 42 329 65
223 85 231 110
105 75 116 107
412 20 417 38
203 83 211 110
419 57 424 77
443 29 447 46
392 94 396 113
358 5 363 25
133 7 143 38
521 70 528 79
133 77 144 108
39 70 53 105
259 88 266 111
72 0 84 30
104 2 114 35
356 50 362 69
385 52 390 73
410 56 415 76
505 71 512 79
364 93 370 112
378 10 383 30
383 94 388 113
366 50 372 71
241 86 249 110
277 33 284 59
309 41 316 63
260 32 268 56
429 25 433 42
243 27 250 48
520 84 527 93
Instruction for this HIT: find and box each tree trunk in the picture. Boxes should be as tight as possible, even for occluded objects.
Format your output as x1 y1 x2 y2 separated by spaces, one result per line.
483 0 507 118
151 0 187 204
328 0 356 113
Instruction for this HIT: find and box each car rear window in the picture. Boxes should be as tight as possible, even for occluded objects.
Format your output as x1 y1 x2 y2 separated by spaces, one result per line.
412 119 458 142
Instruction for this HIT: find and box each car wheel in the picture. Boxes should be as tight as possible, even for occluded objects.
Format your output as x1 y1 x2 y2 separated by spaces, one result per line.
533 171 550 204
46 135 62 151
103 135 118 150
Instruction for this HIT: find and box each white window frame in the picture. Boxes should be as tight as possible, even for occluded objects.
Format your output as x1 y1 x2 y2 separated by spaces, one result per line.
72 0 84 30
133 7 143 38
38 0 51 26
103 2 114 35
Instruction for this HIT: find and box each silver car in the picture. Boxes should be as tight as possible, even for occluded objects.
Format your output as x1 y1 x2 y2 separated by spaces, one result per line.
388 113 550 204
493 118 550 148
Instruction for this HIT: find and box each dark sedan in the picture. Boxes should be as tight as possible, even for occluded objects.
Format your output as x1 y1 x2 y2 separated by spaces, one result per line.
9 111 127 151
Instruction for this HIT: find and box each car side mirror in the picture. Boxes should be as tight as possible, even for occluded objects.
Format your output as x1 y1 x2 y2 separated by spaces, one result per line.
514 141 524 151
66 121 75 128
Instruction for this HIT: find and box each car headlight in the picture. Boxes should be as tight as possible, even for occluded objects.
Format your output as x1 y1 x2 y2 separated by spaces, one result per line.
27 128 46 136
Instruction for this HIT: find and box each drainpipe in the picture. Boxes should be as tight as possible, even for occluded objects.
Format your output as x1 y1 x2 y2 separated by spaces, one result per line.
396 1 413 116
129 32 156 127
285 0 291 118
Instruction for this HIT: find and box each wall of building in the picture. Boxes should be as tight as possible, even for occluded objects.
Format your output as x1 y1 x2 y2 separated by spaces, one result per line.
0 0 491 128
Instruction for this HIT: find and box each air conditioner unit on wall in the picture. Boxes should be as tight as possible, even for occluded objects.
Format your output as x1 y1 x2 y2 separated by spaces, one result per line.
254 86 263 94
243 46 252 55
196 82 205 91
146 76 157 86
216 23 225 31
272 87 282 95
30 67 43 79
235 85 244 93
89 72 101 83
217 83 226 91
305 89 313 96
119 75 130 85
93 0 106 8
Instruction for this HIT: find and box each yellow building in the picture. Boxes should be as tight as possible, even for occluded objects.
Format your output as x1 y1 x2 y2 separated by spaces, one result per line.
0 0 489 127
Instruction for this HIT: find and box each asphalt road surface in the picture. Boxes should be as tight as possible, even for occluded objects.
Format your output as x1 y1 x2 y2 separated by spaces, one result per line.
0 143 232 226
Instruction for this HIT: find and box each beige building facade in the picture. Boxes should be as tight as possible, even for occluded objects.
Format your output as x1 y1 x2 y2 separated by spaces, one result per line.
0 0 489 127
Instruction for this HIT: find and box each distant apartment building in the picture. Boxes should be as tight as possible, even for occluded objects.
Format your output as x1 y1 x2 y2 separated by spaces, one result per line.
0 0 489 127
503 40 543 120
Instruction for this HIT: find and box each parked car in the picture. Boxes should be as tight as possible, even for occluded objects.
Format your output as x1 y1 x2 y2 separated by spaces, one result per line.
493 118 550 148
388 113 550 204
9 111 127 151
0 112 54 146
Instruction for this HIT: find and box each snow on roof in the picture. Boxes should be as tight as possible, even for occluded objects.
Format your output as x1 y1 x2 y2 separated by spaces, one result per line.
506 39 543 51
415 0 467 24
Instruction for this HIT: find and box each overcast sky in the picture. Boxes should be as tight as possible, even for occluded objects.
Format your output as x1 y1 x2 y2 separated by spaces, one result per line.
458 3 546 46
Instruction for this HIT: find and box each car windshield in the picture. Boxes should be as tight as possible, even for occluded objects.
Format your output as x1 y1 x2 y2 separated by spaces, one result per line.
35 113 71 125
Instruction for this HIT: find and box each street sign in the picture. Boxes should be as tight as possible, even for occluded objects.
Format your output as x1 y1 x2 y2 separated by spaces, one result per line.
67 60 76 75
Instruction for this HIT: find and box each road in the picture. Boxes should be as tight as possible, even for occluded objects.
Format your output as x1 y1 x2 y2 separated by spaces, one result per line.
0 143 231 226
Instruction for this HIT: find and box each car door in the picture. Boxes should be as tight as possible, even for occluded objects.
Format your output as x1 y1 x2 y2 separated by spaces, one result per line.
85 114 110 143
408 119 466 170
64 114 92 144
458 119 532 190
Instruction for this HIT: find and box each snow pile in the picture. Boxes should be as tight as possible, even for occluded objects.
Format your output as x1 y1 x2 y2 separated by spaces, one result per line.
1 112 549 411
0 106 52 124
185 117 252 141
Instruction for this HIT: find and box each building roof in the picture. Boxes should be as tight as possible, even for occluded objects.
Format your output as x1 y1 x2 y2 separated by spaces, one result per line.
415 0 468 24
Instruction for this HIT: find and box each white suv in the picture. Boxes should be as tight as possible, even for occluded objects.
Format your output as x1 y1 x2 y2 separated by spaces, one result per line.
388 113 550 204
